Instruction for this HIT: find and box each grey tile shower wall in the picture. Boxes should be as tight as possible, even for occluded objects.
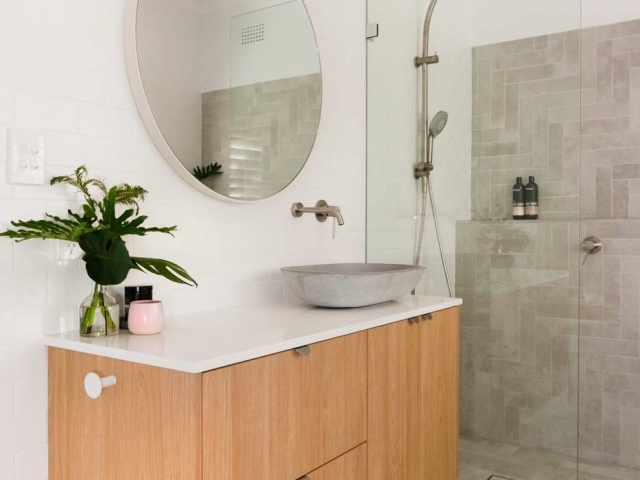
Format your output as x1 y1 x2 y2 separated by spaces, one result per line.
463 18 640 470
472 19 640 220
579 219 640 470
202 73 321 199
456 220 581 458
472 30 581 220
583 20 640 220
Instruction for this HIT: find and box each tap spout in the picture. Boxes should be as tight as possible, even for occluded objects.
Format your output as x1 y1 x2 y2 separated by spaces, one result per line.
291 200 345 226
325 206 345 226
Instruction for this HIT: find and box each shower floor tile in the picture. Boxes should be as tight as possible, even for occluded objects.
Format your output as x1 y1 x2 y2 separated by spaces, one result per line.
457 436 639 480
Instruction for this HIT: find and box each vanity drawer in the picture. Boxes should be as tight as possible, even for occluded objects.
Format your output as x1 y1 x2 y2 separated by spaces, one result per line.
303 443 367 480
202 331 368 480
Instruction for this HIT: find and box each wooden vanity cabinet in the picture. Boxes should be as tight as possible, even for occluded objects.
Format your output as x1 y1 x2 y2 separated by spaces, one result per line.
48 307 459 480
368 307 460 480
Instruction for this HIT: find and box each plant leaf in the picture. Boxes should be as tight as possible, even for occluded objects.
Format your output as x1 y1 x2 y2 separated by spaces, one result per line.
100 186 118 227
115 184 147 214
51 166 102 209
193 162 224 180
79 231 133 285
82 204 97 220
131 257 198 287
114 209 135 228
0 217 78 242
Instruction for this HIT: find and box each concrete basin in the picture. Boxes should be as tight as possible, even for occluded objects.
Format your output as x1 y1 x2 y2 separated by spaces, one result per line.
281 263 426 308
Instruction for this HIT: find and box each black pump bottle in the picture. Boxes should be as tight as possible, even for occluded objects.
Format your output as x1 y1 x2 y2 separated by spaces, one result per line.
525 176 539 220
512 177 525 220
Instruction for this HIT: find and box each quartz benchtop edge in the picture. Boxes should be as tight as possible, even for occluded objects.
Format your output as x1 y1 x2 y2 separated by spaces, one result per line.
44 295 462 374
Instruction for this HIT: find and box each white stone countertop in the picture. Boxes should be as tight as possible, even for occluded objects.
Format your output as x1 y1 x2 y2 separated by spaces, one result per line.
44 295 462 373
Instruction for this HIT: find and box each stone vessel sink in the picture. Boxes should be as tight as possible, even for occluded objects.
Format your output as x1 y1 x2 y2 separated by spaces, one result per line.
281 263 426 308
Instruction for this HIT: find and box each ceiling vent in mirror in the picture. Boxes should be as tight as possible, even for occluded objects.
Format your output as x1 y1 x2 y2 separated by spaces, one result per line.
241 24 265 45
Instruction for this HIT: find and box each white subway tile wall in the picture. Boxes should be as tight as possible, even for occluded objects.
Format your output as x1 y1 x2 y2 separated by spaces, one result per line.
0 0 366 477
366 0 473 297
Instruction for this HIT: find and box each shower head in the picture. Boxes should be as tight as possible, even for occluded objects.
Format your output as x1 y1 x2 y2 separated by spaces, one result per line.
429 111 448 138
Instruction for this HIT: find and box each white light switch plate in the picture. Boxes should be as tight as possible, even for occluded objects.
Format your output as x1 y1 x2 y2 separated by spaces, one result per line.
7 128 45 185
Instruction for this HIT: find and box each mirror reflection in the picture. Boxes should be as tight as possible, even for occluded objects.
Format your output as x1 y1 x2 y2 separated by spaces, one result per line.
136 0 322 200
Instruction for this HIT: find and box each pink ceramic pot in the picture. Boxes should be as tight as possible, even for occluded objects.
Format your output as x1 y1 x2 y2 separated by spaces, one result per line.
128 300 164 335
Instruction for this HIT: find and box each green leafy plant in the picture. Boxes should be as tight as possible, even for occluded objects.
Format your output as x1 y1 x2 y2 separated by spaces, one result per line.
0 166 197 335
193 162 223 180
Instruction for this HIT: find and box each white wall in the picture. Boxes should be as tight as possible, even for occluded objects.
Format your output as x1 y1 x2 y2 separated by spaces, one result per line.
471 0 580 46
472 0 640 46
0 0 365 477
367 0 473 296
583 0 640 28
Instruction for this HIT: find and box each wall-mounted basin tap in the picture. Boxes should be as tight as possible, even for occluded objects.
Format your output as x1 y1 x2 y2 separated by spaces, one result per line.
291 200 345 226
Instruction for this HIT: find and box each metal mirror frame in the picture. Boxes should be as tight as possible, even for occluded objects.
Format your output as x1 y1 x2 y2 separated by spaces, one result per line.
123 0 322 203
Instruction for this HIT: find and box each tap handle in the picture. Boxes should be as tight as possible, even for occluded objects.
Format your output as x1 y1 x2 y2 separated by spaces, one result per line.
314 200 329 223
291 202 304 218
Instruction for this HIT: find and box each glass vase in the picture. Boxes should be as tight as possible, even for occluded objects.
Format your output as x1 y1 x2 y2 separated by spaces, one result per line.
79 283 120 337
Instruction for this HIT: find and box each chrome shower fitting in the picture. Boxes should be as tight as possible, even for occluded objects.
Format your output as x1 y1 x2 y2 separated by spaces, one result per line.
414 110 448 179
415 0 440 168
414 162 434 179
414 53 440 67
429 110 448 137
412 0 454 298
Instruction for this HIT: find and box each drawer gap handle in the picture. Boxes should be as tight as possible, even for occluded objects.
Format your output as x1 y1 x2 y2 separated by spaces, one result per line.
85 373 117 399
295 345 311 356
424 313 433 321
409 317 420 324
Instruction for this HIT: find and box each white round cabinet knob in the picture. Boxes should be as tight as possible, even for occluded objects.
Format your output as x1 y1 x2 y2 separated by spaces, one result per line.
84 373 117 399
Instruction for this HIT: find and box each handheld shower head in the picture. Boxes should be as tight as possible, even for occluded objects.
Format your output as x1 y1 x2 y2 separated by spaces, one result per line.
423 110 448 168
429 111 448 138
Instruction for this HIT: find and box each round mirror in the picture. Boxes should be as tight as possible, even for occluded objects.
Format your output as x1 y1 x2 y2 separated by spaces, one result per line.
125 0 322 202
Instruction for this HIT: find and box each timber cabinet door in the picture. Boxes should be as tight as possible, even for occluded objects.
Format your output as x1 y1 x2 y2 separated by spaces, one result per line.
202 331 368 480
49 348 106 480
417 308 460 480
48 348 202 480
368 318 420 480
368 307 460 480
101 356 202 480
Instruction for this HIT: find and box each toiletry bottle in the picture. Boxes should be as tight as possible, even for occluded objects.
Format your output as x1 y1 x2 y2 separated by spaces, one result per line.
525 176 539 220
512 177 525 220
121 285 153 330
